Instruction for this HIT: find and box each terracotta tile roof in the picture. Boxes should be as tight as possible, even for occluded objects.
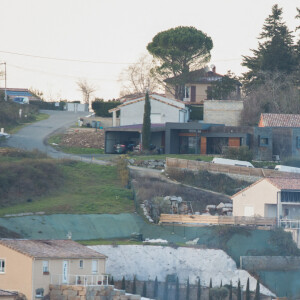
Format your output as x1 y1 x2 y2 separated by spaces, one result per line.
266 177 300 190
0 290 17 297
260 113 300 127
0 239 107 259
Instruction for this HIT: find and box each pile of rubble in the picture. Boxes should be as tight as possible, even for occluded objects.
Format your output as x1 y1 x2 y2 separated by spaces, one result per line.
205 202 233 216
59 128 105 149
128 159 165 170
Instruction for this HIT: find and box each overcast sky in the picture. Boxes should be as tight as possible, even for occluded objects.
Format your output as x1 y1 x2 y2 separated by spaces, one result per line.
0 0 298 101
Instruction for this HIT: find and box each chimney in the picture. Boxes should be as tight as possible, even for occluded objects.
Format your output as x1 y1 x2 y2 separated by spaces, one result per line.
212 66 216 73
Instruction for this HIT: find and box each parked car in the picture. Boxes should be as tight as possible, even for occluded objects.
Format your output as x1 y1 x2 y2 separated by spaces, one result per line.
212 157 254 168
113 141 136 154
12 97 29 104
274 165 300 174
0 132 10 139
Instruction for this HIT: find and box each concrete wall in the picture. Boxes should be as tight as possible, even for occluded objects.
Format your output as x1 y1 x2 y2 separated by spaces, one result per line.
232 180 279 217
203 100 243 126
33 258 106 298
0 244 33 300
120 99 186 126
240 256 300 271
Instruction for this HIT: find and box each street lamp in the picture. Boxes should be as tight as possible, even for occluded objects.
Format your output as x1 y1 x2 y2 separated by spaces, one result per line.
0 62 7 101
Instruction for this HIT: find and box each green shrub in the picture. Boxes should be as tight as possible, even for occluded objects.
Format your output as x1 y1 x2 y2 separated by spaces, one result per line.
282 158 300 168
92 99 121 117
223 146 253 161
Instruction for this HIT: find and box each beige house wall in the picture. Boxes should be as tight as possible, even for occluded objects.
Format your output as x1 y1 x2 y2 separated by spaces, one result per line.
0 244 33 300
165 83 210 103
33 258 106 298
203 100 244 126
232 180 279 217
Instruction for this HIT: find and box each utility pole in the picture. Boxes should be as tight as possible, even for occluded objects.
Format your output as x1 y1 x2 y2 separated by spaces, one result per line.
0 62 7 101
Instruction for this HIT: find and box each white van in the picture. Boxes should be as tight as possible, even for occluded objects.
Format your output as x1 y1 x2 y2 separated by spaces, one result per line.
212 157 254 168
274 165 300 174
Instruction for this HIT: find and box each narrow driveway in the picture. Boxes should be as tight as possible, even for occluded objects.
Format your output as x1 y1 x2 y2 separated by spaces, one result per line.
3 110 109 164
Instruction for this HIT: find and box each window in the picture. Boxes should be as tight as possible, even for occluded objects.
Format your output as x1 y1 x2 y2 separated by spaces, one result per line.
92 260 98 274
260 137 269 146
184 86 190 98
43 261 49 274
35 289 44 298
79 260 84 268
0 259 5 273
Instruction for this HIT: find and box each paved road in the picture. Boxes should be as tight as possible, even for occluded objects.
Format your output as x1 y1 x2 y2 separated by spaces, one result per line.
2 110 109 164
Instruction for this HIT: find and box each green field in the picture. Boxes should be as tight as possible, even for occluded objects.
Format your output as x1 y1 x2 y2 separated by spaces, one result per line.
0 155 134 216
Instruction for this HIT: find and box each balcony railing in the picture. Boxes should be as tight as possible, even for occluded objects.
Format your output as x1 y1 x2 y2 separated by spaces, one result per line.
50 274 109 286
278 219 300 229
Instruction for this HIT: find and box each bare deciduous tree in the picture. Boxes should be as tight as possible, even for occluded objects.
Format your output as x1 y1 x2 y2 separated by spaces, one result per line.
240 71 300 126
76 79 96 105
119 54 163 97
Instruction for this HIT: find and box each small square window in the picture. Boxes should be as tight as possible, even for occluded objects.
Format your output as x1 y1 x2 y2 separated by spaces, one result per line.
79 260 83 268
0 259 5 273
260 138 268 146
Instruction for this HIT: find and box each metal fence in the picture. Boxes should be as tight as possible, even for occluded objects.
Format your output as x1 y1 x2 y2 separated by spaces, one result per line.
50 274 109 286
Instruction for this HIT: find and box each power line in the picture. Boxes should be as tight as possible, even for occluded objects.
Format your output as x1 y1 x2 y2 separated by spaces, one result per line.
8 63 120 82
0 50 134 65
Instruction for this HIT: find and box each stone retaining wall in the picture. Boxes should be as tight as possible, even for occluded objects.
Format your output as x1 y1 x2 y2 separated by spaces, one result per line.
49 285 142 300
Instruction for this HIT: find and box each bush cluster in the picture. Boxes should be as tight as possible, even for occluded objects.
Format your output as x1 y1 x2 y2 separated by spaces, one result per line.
223 146 253 161
92 99 121 117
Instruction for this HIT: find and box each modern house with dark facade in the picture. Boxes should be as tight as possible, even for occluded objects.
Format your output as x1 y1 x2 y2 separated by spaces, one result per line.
259 113 300 159
105 122 273 160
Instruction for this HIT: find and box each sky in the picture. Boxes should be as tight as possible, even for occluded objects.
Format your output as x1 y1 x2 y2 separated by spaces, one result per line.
0 0 298 102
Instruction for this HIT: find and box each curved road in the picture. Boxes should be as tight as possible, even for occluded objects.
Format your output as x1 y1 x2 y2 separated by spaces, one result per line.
2 110 109 164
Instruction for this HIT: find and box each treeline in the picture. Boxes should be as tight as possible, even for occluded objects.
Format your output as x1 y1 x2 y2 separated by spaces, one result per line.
92 98 120 117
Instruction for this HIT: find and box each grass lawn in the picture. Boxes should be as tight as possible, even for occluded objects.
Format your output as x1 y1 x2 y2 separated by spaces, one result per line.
48 134 105 155
6 113 49 134
0 161 134 216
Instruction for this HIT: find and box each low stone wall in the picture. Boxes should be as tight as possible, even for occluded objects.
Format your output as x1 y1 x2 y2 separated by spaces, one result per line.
49 284 142 300
240 256 300 271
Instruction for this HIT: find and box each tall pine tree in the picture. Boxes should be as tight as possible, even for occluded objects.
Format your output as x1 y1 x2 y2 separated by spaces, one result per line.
246 278 250 300
121 276 126 291
142 91 151 151
154 276 158 299
175 277 180 300
132 275 137 294
255 279 260 300
229 281 233 300
186 277 190 300
237 279 241 300
242 4 297 90
197 278 201 300
142 281 147 297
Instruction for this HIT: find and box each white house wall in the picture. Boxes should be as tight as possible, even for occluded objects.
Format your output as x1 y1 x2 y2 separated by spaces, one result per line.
232 180 279 217
120 98 186 126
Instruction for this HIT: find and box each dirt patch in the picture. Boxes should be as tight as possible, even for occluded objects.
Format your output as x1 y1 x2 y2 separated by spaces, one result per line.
59 128 105 149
